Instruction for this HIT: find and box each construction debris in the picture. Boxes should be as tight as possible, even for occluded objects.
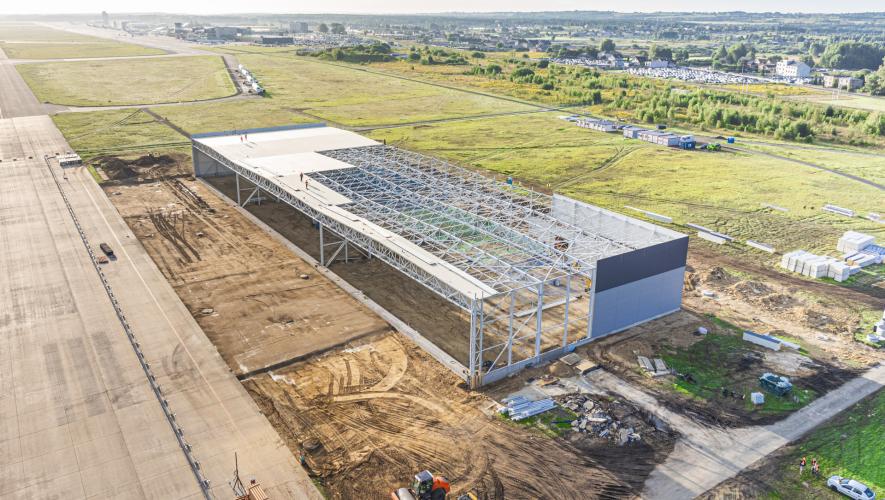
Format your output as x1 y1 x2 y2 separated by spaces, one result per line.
574 359 599 375
500 396 556 421
560 352 582 366
558 394 648 445
822 203 854 217
746 240 775 253
638 356 670 377
743 330 782 351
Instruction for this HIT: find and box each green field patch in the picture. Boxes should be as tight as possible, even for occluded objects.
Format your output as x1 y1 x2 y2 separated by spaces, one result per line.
497 406 578 438
225 53 534 126
149 100 318 135
0 24 163 59
53 109 187 159
19 56 234 106
767 391 885 498
660 326 817 415
2 42 164 59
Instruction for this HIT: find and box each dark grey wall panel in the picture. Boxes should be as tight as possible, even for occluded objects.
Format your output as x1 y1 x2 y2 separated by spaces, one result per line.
595 236 688 293
591 266 684 337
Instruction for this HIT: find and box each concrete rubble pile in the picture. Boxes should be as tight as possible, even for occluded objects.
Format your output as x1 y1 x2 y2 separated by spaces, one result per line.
558 395 645 445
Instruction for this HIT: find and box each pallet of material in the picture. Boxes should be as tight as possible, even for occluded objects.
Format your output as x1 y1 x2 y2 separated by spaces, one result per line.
743 330 781 351
698 231 727 245
836 231 875 253
746 240 775 253
822 204 855 217
501 396 557 421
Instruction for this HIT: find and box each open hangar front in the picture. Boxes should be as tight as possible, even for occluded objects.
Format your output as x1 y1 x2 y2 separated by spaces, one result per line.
191 123 688 388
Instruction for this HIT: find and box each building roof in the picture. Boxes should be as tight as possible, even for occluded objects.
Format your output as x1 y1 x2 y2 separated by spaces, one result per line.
194 125 683 306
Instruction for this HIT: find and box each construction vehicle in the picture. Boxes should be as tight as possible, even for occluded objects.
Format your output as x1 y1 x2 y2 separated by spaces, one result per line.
392 470 462 500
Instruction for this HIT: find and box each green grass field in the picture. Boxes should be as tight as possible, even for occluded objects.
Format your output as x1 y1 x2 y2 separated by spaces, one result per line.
763 390 884 499
18 56 235 106
0 23 163 59
226 52 535 126
148 100 318 135
52 109 187 159
367 113 885 253
737 142 885 187
794 93 885 113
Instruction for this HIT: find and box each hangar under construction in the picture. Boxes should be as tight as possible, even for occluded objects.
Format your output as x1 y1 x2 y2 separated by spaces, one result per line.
191 124 688 387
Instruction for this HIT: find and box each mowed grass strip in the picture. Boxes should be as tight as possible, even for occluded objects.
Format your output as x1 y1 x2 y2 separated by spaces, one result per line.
19 56 235 106
0 23 163 59
148 100 318 135
53 109 187 159
231 53 534 126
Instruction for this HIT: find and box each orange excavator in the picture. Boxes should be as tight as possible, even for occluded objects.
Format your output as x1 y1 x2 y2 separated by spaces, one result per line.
392 470 477 500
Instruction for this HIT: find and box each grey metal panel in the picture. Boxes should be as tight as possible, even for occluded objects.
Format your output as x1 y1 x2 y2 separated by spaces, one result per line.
591 266 684 337
192 147 232 178
595 236 688 292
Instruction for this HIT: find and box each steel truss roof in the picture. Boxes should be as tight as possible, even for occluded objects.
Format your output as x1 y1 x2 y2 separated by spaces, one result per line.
314 145 635 295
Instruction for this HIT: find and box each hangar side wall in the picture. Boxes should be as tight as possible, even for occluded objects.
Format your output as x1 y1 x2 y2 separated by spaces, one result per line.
192 146 233 178
591 237 688 337
591 266 685 338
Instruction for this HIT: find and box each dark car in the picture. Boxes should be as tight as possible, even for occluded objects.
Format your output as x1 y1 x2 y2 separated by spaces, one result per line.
99 243 114 257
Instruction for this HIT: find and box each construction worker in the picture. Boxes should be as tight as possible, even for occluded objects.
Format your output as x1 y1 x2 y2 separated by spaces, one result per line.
799 456 806 475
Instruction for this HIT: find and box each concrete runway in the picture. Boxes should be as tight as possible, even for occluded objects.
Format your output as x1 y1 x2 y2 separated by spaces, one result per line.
0 47 320 500
0 48 44 119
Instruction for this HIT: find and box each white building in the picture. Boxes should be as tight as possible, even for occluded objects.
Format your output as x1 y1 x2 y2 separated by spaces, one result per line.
775 60 811 78
646 59 670 69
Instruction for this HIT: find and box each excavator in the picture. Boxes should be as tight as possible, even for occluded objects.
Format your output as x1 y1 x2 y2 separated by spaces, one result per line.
391 470 477 500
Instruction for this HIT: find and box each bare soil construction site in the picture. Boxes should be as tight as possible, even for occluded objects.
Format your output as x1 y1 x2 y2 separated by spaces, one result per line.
97 154 677 498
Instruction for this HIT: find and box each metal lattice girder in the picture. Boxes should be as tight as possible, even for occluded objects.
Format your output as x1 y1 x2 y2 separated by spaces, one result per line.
316 145 632 293
193 142 476 310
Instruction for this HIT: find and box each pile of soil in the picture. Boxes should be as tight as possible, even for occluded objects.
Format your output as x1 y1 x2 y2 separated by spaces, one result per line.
92 153 191 182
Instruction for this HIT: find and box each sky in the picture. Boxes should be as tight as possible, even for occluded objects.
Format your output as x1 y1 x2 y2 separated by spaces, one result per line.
1 0 883 15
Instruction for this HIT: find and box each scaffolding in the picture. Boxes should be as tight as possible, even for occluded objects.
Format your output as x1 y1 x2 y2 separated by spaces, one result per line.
192 132 676 387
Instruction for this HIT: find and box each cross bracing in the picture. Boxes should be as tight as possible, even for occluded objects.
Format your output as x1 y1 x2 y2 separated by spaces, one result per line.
316 145 633 294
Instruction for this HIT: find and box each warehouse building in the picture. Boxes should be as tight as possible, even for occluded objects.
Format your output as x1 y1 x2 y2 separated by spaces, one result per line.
191 124 687 387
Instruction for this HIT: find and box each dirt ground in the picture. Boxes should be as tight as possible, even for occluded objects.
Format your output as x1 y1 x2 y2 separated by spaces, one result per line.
203 175 478 366
244 332 675 499
103 156 675 498
578 250 883 428
100 155 390 376
684 256 883 368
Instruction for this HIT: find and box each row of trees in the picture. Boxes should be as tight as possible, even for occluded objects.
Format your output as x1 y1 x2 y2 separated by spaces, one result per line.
462 61 885 142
